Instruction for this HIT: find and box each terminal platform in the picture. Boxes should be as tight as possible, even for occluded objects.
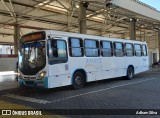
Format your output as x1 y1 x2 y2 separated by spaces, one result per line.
0 68 160 117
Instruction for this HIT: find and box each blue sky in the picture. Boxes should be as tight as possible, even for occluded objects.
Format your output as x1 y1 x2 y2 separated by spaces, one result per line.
139 0 160 11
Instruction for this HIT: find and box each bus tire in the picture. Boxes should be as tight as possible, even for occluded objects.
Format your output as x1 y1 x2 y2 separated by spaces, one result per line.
125 66 134 80
72 72 85 90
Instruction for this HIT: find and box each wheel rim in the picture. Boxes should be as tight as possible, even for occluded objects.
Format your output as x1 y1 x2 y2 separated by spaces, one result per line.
75 76 82 86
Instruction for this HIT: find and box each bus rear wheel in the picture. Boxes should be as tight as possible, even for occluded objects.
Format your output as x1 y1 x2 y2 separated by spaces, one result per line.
72 72 85 90
126 67 134 80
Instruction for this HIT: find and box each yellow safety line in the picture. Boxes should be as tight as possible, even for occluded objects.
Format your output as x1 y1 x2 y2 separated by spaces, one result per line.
0 100 64 118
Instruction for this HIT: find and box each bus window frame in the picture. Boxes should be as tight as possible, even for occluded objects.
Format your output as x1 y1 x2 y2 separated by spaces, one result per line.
100 40 113 57
134 43 142 57
125 43 134 57
142 44 148 56
68 37 84 57
114 41 125 57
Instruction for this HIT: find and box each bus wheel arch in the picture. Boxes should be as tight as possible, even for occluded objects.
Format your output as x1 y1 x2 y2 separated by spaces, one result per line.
72 69 87 89
126 65 134 80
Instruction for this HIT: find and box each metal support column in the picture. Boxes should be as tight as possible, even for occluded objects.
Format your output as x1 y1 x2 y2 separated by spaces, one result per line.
158 29 160 60
14 24 20 54
78 2 88 34
130 18 136 40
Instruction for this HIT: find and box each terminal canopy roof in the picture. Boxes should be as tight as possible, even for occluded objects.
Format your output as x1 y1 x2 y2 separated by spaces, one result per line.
0 0 160 46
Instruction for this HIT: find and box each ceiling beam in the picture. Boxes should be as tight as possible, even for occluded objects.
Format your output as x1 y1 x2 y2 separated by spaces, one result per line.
1 0 16 21
0 32 13 36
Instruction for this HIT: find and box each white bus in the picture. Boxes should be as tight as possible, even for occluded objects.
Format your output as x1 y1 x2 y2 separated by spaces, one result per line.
18 30 149 89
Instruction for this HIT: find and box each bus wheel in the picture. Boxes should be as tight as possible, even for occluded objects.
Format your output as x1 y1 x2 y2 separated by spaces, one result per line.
126 67 134 80
72 72 85 90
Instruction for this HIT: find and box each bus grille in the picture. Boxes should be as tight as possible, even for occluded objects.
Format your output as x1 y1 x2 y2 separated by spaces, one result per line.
23 77 36 80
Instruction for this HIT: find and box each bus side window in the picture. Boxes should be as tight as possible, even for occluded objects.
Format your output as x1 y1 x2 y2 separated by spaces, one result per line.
48 39 68 64
68 37 83 57
142 44 147 56
125 43 134 57
101 41 113 57
114 42 124 57
134 44 142 56
85 39 99 57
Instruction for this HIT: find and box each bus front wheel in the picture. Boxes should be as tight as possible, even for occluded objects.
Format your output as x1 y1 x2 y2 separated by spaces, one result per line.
72 72 85 90
126 67 134 80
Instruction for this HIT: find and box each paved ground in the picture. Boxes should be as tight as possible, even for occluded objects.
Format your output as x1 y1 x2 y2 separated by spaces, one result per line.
0 69 160 118
0 74 18 90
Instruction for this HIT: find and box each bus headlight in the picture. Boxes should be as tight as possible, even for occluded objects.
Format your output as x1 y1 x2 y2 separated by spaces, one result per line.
18 73 23 79
37 71 46 80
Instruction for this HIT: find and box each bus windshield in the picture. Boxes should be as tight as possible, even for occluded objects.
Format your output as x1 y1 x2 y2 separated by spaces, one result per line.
19 41 46 75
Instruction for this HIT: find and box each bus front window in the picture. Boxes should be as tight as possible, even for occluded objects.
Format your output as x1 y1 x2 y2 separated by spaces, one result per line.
19 41 46 75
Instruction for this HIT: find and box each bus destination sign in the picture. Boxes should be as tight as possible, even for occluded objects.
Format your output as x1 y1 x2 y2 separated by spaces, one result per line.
21 31 45 43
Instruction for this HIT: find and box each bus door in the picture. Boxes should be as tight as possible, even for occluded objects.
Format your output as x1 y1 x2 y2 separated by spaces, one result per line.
134 44 143 73
142 44 149 71
47 37 70 87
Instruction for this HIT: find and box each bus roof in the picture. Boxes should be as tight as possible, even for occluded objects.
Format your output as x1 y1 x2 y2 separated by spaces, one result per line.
23 30 147 44
48 30 147 44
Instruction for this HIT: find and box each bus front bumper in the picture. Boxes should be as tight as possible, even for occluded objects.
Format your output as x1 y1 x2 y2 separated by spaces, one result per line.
18 77 48 88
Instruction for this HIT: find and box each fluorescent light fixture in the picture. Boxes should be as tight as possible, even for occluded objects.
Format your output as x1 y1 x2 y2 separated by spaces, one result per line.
43 0 50 4
36 0 50 6
45 5 68 12
75 3 79 8
38 3 44 6
92 17 104 21
86 14 93 17
90 16 105 22
87 14 105 22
